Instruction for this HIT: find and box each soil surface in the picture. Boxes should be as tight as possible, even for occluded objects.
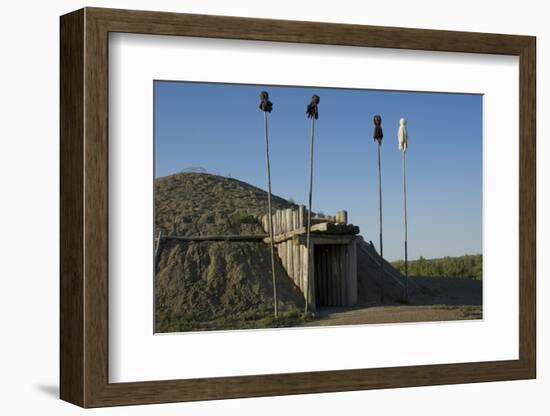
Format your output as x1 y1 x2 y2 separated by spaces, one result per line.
155 172 304 332
304 304 481 327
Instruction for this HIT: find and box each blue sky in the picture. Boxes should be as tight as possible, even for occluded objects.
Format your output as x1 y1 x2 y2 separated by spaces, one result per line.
154 81 482 261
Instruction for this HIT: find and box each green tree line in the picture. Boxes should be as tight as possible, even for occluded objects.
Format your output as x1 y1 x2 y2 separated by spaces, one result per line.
392 254 482 280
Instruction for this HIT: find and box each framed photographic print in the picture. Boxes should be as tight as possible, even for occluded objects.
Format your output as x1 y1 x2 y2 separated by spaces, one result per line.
60 7 536 408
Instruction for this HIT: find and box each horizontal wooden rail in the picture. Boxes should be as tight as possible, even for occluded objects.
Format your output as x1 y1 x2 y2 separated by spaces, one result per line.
161 234 268 242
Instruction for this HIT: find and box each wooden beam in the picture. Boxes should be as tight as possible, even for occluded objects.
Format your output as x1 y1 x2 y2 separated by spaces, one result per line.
294 235 355 245
310 222 359 234
263 229 300 244
163 234 267 242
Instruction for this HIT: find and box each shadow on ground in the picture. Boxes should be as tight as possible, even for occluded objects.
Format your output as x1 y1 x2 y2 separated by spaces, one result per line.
35 384 58 399
307 275 482 326
406 275 482 306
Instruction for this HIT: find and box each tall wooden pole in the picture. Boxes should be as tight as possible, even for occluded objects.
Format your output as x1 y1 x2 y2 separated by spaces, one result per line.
304 94 320 316
373 115 384 304
260 92 278 319
402 150 408 301
398 117 409 302
377 142 385 303
264 112 278 318
304 116 315 315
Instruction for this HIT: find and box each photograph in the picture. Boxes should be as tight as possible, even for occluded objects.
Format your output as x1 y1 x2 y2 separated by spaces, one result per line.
153 81 483 333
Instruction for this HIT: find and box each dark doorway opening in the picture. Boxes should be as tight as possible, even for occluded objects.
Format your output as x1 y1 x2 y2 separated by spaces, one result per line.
314 244 348 307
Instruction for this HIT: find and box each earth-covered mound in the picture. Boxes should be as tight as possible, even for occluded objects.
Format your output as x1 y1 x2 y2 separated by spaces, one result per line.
154 172 304 332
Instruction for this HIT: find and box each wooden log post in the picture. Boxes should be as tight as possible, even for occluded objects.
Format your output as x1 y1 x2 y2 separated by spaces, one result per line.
282 243 287 263
291 241 300 287
154 230 163 266
286 208 292 233
296 245 302 293
347 239 358 306
336 210 348 224
332 246 339 306
304 243 316 311
289 239 294 280
264 215 269 234
299 245 307 292
340 246 347 304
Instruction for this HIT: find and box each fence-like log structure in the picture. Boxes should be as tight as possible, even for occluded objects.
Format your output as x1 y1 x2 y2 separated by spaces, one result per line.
261 206 359 311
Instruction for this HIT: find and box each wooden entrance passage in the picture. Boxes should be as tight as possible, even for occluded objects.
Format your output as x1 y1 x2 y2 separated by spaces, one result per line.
262 206 359 311
314 244 349 307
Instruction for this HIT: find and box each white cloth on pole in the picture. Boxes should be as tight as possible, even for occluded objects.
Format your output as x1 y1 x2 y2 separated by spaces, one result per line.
398 118 408 152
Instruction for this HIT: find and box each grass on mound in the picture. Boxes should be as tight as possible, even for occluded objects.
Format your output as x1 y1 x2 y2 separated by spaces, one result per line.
155 307 305 332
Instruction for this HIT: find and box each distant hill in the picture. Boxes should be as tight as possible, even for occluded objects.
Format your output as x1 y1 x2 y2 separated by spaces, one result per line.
392 255 482 280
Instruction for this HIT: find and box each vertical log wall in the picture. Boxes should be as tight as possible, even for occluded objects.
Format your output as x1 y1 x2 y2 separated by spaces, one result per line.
261 206 306 235
261 207 358 310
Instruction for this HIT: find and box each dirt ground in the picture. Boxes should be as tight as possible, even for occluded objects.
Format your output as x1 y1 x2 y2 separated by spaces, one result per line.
303 304 482 327
304 275 482 327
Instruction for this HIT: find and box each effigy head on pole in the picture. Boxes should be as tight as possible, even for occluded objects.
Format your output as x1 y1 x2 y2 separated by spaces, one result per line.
306 94 320 119
373 114 383 144
398 117 408 152
259 91 273 113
